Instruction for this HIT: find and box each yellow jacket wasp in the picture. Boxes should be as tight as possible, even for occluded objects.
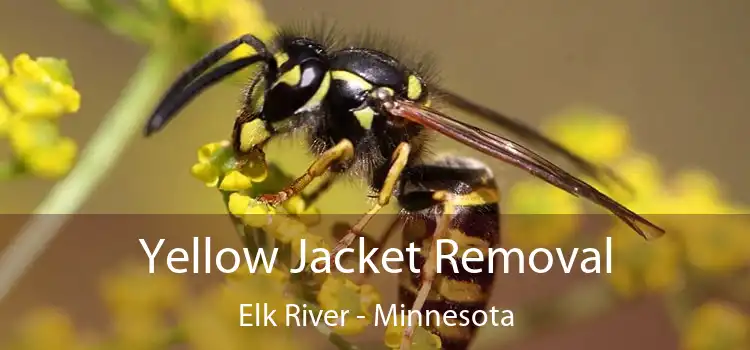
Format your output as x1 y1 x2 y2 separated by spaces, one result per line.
144 24 665 350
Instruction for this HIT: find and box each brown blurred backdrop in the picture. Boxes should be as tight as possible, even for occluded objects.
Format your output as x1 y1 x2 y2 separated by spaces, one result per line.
0 0 748 349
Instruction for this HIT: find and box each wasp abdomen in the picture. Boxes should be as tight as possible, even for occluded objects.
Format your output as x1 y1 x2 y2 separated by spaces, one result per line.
397 156 500 350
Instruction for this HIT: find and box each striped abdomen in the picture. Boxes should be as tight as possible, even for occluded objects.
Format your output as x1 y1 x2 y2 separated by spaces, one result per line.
397 157 500 350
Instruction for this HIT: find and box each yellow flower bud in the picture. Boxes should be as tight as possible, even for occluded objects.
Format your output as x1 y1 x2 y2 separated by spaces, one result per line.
227 193 252 217
219 170 253 191
4 54 80 117
24 137 78 178
282 195 306 215
197 141 226 163
8 118 60 156
11 54 48 81
190 162 220 187
3 75 80 118
241 202 275 227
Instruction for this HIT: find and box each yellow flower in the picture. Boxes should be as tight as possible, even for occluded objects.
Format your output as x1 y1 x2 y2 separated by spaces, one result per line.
168 0 227 23
507 180 584 215
282 195 307 215
542 108 631 163
191 162 220 186
190 141 268 189
227 192 252 216
605 226 683 297
665 170 733 214
600 153 665 207
12 308 90 350
0 53 79 181
683 301 749 350
4 54 80 118
191 141 229 187
625 169 750 272
0 98 12 135
220 0 277 60
505 180 583 249
0 53 8 84
197 141 227 162
7 115 58 155
384 315 442 350
7 118 78 178
681 215 750 273
317 276 381 335
23 137 77 178
219 169 253 191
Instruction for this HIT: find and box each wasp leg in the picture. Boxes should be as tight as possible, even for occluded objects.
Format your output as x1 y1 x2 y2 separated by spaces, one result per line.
258 139 355 205
400 192 455 350
327 142 412 259
301 171 341 208
352 216 404 284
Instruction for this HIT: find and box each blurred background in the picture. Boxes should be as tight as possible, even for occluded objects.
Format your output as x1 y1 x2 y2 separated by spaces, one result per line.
0 0 748 349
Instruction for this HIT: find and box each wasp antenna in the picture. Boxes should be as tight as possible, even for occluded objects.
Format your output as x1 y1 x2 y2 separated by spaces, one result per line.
144 34 275 137
145 56 270 136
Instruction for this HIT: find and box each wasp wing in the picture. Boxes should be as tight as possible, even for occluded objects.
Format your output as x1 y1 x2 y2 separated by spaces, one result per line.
434 87 633 194
385 98 665 240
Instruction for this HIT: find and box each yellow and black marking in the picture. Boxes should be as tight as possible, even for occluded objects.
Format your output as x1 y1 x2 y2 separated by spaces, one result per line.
397 157 500 350
145 21 664 350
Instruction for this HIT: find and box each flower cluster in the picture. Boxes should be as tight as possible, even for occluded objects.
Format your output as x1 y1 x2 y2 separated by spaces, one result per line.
503 108 750 349
57 0 277 75
2 262 304 350
186 136 442 347
0 53 80 180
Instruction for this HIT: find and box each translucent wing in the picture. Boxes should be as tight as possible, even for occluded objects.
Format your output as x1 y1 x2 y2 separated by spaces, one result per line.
435 87 633 194
384 98 665 240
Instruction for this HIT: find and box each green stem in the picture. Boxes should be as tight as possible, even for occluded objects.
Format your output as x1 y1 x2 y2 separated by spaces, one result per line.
0 49 174 303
